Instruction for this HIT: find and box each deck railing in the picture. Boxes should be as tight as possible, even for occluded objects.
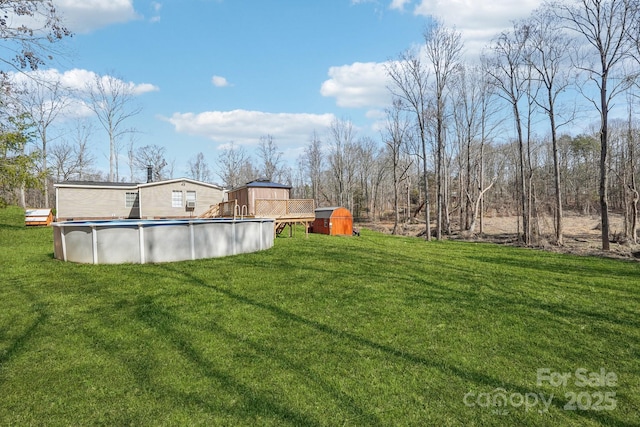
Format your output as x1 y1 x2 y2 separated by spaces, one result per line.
255 199 315 218
214 198 315 220
198 204 220 218
216 200 233 217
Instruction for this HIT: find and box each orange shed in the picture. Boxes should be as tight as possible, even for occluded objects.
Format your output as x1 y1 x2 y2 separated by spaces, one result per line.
311 207 353 235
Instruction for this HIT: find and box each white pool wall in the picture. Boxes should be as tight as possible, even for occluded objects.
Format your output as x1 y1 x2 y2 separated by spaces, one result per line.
52 218 275 264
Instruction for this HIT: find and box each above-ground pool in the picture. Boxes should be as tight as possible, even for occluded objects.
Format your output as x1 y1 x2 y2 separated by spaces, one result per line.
53 218 275 264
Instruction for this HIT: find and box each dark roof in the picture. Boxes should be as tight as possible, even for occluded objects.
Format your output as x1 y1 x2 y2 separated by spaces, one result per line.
55 180 139 187
315 206 351 219
55 178 223 190
237 180 292 190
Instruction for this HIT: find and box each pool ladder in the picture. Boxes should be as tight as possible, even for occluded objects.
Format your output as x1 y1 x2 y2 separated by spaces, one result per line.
234 203 248 220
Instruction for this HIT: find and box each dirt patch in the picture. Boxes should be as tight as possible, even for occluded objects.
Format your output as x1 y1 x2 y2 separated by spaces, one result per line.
357 213 640 261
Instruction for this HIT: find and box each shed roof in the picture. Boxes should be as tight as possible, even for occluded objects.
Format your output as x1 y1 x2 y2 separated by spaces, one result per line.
314 206 351 219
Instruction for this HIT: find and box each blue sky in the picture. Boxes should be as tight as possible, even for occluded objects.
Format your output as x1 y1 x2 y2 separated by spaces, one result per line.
14 0 543 182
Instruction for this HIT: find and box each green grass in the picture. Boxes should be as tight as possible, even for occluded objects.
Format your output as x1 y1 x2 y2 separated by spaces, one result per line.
1 205 639 426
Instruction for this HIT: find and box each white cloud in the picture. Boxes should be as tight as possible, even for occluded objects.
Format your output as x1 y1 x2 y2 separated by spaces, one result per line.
390 0 412 11
55 0 139 33
166 110 335 148
320 62 392 108
321 1 544 111
130 82 160 95
8 68 158 120
211 75 231 87
150 1 162 23
413 0 542 27
412 0 543 55
40 68 159 95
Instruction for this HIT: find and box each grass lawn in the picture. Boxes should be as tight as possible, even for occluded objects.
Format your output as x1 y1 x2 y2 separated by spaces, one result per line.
1 205 639 426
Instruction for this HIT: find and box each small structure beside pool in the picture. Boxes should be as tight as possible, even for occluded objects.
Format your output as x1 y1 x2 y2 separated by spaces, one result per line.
25 208 53 226
213 180 316 237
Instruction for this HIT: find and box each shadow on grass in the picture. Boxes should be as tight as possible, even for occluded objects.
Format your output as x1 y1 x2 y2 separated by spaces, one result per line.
0 285 49 386
469 250 640 284
77 286 335 426
5 220 634 425
134 295 329 427
154 263 633 427
0 223 25 232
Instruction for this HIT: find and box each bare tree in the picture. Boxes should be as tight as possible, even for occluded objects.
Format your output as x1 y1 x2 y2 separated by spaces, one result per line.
383 99 413 234
126 134 138 182
368 148 389 222
291 155 308 199
304 130 324 207
626 114 639 243
134 144 167 182
352 136 382 219
50 141 74 181
216 142 250 189
257 134 283 181
328 117 357 210
552 0 639 250
15 77 71 207
238 159 259 186
452 65 503 234
187 152 212 182
166 158 176 180
85 73 141 182
525 7 576 245
484 22 533 244
50 120 95 181
424 19 463 239
386 50 433 239
452 66 478 232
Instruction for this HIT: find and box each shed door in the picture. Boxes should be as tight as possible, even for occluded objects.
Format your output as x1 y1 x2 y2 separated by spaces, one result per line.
331 215 353 235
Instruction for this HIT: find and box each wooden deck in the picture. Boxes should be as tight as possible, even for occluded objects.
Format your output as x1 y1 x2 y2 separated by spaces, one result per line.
201 199 315 236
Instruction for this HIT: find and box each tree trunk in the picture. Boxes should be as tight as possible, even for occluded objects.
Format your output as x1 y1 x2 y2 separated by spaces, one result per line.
629 131 638 244
42 127 49 208
515 112 529 245
600 93 610 251
392 160 399 235
479 135 486 235
423 144 431 240
436 115 443 240
549 100 563 245
631 188 639 244
468 181 495 234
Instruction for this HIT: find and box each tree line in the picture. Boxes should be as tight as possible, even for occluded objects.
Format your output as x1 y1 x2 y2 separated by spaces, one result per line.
2 0 640 250
296 0 640 249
